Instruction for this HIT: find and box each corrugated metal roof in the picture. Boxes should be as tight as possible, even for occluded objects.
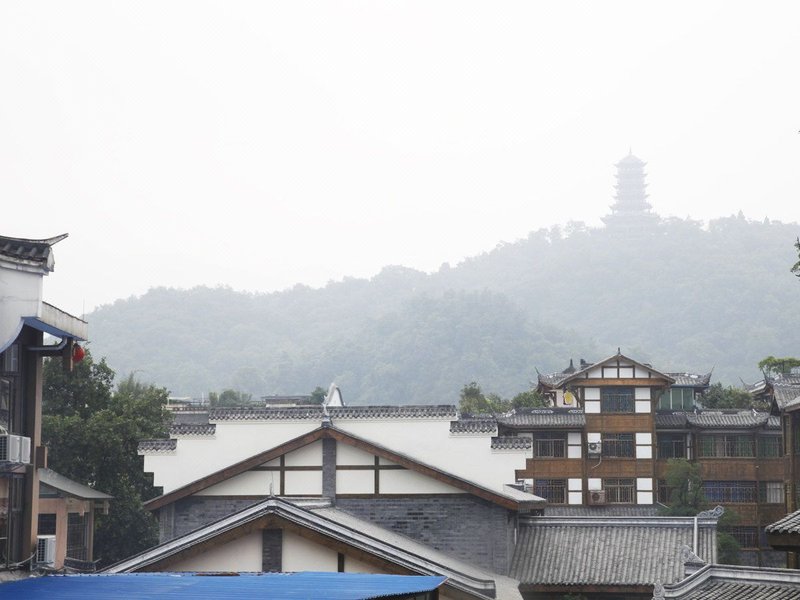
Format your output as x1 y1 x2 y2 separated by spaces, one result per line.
0 572 446 599
38 469 112 500
510 517 716 586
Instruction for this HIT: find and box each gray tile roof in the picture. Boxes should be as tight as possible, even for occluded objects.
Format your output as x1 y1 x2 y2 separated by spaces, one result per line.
450 418 497 434
772 384 800 410
209 406 325 421
767 415 781 430
544 505 660 517
490 436 532 450
655 412 689 428
685 410 770 429
660 565 800 599
137 439 177 454
39 468 113 500
329 405 458 420
169 423 216 436
667 373 712 387
537 372 572 388
765 509 800 534
498 409 586 429
0 233 67 271
106 496 522 599
511 517 716 586
667 580 800 599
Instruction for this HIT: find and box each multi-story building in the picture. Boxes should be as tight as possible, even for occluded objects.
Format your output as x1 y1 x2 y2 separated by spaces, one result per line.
510 352 785 566
0 234 87 572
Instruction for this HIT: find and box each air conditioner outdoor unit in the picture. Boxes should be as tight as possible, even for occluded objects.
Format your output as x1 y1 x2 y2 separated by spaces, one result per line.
36 535 56 567
587 441 602 455
588 490 607 505
0 434 31 463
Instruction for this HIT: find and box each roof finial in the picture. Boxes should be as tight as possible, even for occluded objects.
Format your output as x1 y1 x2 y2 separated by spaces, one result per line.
617 347 621 355
629 146 632 155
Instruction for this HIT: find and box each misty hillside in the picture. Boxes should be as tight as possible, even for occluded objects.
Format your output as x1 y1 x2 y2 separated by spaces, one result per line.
88 214 800 404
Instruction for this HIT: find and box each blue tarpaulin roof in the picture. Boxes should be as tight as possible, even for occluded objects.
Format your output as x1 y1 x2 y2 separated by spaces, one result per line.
0 572 447 599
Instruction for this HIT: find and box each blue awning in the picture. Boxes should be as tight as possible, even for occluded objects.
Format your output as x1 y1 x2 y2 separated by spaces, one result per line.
0 572 447 599
22 316 86 341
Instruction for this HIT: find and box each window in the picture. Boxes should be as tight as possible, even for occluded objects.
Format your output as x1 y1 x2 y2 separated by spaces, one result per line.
601 387 634 413
722 527 758 548
533 479 566 504
702 481 757 503
67 513 87 561
602 433 634 458
532 432 567 458
37 513 56 536
698 435 754 458
759 481 783 504
758 436 781 458
657 479 672 504
605 478 635 503
658 388 695 410
657 434 686 459
1 345 18 373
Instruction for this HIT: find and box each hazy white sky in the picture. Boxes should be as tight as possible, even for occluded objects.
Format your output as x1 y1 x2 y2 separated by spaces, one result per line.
2 1 799 315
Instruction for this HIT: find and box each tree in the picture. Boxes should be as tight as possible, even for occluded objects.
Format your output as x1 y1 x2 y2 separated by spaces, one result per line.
458 382 548 414
758 355 800 377
792 237 800 278
658 459 740 563
510 388 549 410
310 386 327 404
42 352 170 566
208 388 253 407
701 383 756 409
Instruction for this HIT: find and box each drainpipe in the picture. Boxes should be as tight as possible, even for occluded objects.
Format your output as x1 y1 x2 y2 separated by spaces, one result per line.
693 515 698 556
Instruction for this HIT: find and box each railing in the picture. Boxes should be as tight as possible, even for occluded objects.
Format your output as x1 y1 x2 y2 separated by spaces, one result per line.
602 438 634 458
605 479 636 503
657 439 686 459
533 438 566 458
533 480 567 504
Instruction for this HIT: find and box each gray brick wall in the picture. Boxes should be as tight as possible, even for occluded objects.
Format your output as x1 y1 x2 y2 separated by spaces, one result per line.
262 529 282 571
336 495 515 574
162 497 262 542
322 438 336 499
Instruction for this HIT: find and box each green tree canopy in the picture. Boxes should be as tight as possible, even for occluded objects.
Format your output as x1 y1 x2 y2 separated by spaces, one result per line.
42 352 170 566
208 388 253 407
658 458 740 564
458 382 547 414
701 383 757 409
758 355 800 377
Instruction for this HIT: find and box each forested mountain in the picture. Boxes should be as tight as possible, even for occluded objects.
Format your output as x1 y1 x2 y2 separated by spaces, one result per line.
88 214 800 404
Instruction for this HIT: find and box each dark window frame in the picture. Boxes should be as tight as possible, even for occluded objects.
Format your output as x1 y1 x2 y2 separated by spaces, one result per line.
601 387 634 413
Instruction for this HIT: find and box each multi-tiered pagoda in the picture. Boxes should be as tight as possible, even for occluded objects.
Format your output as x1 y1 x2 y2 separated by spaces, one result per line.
601 151 660 231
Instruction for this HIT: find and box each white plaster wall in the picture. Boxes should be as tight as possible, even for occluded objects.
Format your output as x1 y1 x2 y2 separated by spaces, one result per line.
379 469 461 494
587 367 603 378
587 478 602 491
343 555 380 574
635 388 651 400
144 422 318 492
195 471 273 496
284 470 323 495
584 388 600 400
284 440 322 466
337 469 375 494
332 420 528 493
282 530 338 572
337 444 376 465
584 401 600 414
619 367 634 378
0 267 42 352
634 366 650 378
634 401 651 413
169 531 262 572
